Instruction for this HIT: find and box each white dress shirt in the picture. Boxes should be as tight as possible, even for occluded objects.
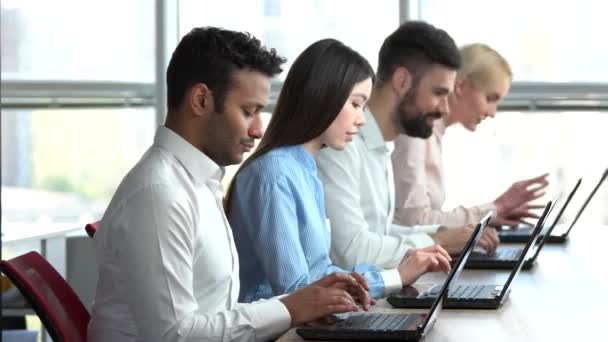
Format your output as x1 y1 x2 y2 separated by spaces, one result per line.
392 118 495 227
316 111 439 270
88 126 290 342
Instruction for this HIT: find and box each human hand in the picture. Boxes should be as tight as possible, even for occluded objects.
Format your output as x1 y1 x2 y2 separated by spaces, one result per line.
494 173 549 217
313 272 375 310
398 245 452 285
279 273 373 327
432 225 498 255
478 227 499 255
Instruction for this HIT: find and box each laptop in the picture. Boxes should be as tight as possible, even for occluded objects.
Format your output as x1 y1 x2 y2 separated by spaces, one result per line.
465 199 556 270
501 167 607 243
295 213 489 341
499 178 581 243
387 212 544 310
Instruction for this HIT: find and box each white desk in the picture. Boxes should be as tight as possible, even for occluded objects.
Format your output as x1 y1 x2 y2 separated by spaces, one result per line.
2 224 85 342
3 224 83 274
278 225 608 342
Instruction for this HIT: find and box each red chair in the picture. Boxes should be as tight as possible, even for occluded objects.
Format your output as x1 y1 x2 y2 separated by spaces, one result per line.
0 251 90 342
85 221 100 238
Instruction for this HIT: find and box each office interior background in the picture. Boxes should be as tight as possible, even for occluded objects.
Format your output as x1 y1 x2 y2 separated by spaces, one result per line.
3 0 608 250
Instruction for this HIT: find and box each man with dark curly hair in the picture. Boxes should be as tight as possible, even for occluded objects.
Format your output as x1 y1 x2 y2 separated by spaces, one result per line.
88 27 372 342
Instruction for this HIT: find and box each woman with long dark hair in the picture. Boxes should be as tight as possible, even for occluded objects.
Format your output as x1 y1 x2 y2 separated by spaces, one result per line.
226 39 450 302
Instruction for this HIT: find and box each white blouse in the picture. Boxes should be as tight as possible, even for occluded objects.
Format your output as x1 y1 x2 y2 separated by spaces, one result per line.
392 119 495 227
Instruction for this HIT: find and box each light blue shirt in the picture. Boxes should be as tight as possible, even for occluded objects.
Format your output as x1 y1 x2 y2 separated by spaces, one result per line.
228 145 401 302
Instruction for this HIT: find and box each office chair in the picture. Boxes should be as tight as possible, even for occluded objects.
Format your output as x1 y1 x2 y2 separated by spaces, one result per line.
85 221 100 238
0 251 90 342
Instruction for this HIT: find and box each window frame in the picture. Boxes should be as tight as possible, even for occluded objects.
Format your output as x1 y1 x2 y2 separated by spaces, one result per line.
402 0 608 112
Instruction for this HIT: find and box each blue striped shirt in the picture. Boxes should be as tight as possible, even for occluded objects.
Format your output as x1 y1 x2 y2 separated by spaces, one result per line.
228 145 389 302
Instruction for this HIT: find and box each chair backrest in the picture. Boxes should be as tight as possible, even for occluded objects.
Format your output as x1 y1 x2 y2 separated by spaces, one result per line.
0 251 90 342
85 221 100 238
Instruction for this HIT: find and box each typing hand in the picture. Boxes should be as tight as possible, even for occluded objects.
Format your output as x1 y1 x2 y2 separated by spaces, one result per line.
398 245 452 285
280 273 374 327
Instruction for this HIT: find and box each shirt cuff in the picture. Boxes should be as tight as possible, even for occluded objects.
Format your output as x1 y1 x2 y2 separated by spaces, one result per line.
250 298 292 341
409 233 435 248
478 203 497 217
392 222 442 236
380 269 403 296
410 224 443 234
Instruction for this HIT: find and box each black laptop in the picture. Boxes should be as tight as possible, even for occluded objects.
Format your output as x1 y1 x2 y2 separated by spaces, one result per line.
295 212 488 341
499 178 581 243
465 199 556 270
387 212 544 310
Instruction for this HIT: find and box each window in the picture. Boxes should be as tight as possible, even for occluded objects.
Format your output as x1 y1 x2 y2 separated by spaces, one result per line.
1 0 154 82
442 112 608 225
1 108 156 233
179 0 399 81
417 0 608 83
1 0 157 235
414 0 608 224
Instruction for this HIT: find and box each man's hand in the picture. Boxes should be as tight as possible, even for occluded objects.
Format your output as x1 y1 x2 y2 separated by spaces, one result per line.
494 173 549 219
431 225 499 255
478 227 499 255
312 272 375 310
398 245 452 285
279 273 374 327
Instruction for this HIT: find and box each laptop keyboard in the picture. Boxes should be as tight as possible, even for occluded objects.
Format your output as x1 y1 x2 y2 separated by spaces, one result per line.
496 248 521 260
502 227 533 236
471 248 521 260
337 313 415 331
424 284 495 300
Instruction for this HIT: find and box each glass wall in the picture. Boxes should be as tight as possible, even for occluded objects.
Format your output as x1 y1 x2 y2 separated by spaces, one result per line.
417 0 608 82
1 0 154 81
416 0 608 225
442 112 608 225
2 0 607 235
1 0 156 235
179 0 399 79
1 108 155 232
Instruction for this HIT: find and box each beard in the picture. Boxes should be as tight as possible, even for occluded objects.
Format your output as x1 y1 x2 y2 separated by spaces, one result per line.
394 88 442 139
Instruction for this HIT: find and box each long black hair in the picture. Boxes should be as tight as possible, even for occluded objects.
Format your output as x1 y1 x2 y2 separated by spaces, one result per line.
225 38 374 212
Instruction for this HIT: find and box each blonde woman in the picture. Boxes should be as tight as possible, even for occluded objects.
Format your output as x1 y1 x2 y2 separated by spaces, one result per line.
392 43 548 229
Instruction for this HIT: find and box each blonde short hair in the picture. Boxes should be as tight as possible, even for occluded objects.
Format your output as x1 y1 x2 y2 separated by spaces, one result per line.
459 43 512 88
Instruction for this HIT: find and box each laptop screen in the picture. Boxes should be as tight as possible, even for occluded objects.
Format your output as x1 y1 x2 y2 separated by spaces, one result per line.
543 179 581 235
500 200 554 298
527 195 562 261
419 213 491 335
564 168 608 235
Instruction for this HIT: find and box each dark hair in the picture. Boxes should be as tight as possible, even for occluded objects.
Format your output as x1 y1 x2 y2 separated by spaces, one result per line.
225 38 374 212
376 21 461 84
166 26 286 112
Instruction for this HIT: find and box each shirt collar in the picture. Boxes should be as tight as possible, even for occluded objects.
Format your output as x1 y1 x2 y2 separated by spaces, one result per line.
153 126 223 187
285 145 317 172
360 110 390 153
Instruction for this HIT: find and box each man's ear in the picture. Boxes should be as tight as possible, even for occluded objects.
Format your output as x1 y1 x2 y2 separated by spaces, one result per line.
189 83 214 117
391 66 413 97
453 77 467 99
